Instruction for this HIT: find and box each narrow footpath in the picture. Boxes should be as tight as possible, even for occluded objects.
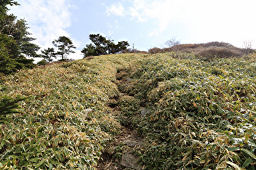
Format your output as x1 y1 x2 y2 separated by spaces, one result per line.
97 70 144 170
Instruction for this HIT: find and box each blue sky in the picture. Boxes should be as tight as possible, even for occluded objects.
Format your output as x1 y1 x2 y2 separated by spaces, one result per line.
11 0 256 59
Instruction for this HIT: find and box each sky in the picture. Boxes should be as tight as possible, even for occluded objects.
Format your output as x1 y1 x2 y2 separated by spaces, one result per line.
11 0 256 59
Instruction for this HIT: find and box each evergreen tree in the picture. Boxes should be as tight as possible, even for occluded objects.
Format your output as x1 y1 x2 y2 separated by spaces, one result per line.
0 44 17 74
0 33 19 74
0 0 40 74
0 0 18 14
41 48 56 62
0 15 40 57
0 95 24 116
81 34 129 58
53 36 76 61
81 44 97 57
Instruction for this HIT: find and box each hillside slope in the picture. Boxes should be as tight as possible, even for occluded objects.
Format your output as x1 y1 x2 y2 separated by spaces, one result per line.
1 52 256 169
116 53 256 169
0 54 145 169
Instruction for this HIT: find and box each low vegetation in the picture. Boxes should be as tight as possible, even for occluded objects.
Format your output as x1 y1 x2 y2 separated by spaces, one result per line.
1 51 256 169
148 42 255 58
2 1 256 169
0 53 144 169
117 53 256 169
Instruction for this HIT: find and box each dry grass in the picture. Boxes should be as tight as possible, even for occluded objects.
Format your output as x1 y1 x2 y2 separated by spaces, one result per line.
1 52 256 169
115 53 256 169
196 46 243 59
148 41 255 58
0 53 146 169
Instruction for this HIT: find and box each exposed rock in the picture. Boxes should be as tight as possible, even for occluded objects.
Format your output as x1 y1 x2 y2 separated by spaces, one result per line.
121 153 142 170
85 108 93 113
123 140 138 147
140 108 150 116
105 146 115 155
126 78 133 82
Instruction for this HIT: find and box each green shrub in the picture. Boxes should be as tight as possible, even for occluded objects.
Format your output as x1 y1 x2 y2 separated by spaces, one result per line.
0 95 24 116
37 59 48 66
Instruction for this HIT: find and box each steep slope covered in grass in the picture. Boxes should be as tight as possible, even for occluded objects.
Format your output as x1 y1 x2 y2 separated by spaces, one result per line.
1 52 256 169
0 54 145 169
118 53 256 169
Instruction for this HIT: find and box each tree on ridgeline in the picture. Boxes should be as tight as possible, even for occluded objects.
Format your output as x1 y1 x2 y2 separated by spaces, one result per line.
0 0 40 74
41 48 56 62
81 34 129 58
165 38 180 47
53 36 76 61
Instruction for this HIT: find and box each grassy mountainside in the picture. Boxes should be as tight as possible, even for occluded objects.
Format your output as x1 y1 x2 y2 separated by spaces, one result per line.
0 54 145 169
118 53 256 169
1 52 256 169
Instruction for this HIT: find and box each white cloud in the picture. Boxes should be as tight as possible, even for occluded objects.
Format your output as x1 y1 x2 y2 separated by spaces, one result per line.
107 0 256 48
11 0 83 60
106 3 125 16
11 0 71 48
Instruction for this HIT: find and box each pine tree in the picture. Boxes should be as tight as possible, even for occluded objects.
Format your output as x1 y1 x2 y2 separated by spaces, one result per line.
0 95 24 116
41 48 56 62
81 34 129 58
53 36 76 61
0 0 18 14
0 34 19 74
0 0 40 74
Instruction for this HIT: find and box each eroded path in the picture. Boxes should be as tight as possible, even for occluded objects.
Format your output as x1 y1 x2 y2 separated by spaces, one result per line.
96 70 144 170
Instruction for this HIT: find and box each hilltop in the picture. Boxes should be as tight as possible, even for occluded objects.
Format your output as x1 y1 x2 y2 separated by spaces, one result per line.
1 52 256 169
149 41 254 57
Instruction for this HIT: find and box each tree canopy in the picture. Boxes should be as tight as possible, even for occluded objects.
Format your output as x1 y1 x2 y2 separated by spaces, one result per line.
81 34 129 58
41 48 56 62
0 0 19 14
0 0 40 74
53 36 76 61
165 38 180 47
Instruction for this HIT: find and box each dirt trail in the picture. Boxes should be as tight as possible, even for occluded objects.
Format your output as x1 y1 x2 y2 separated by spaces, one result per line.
96 70 143 170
